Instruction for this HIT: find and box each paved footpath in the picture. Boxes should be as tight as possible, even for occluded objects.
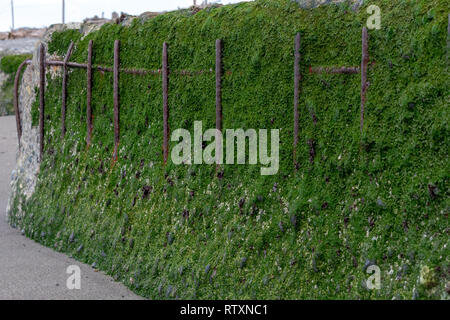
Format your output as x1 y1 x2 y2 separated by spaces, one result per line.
0 116 142 300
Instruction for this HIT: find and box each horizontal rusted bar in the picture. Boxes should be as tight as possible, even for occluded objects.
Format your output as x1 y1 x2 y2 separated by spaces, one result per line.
45 60 214 76
173 69 213 76
309 66 360 74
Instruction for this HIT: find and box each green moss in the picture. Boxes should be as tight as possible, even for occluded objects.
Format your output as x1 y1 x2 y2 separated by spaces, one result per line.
0 54 32 115
11 0 449 299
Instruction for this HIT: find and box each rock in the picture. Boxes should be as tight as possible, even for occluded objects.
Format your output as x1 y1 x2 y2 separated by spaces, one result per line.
240 257 247 269
428 184 439 200
408 250 415 261
91 262 97 269
363 259 376 272
312 255 318 273
290 215 297 228
387 249 394 258
166 285 173 298
396 264 408 280
376 198 386 208
69 231 75 243
167 233 174 245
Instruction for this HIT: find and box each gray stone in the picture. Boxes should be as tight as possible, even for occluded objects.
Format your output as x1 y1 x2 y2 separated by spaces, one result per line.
376 198 386 208
240 257 247 269
290 215 297 228
396 264 408 280
363 259 376 272
167 233 174 245
69 231 75 243
166 285 173 298
312 256 318 273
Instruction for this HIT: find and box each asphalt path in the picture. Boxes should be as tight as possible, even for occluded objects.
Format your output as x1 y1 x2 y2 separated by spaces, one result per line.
0 116 142 300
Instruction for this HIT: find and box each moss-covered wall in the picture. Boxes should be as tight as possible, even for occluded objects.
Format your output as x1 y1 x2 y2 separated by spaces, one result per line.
9 0 449 299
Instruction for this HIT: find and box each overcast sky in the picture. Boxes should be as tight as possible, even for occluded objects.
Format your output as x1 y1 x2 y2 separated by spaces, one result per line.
0 0 251 32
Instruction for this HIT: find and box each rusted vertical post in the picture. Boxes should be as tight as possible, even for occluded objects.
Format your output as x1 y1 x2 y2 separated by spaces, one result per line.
162 42 169 164
39 44 46 161
13 59 29 146
113 40 120 161
360 27 369 135
61 41 74 138
86 40 93 146
293 32 301 168
215 39 223 165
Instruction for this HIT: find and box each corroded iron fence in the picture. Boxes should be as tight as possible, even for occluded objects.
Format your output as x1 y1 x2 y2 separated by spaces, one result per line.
292 27 370 167
14 27 371 168
13 39 222 164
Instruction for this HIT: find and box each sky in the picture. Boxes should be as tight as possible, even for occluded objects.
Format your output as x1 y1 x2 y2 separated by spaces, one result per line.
0 0 251 32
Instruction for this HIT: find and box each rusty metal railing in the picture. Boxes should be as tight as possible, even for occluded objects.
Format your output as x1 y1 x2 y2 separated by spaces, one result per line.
13 40 221 164
293 27 371 168
13 26 378 169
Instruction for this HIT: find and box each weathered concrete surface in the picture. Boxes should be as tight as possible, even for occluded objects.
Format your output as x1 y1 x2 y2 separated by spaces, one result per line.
0 116 143 300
